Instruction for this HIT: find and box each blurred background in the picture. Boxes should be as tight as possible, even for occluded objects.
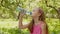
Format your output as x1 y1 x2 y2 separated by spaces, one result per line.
0 0 60 34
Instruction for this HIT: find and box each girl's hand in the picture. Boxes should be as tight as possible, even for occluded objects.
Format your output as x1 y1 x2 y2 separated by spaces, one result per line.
20 10 26 17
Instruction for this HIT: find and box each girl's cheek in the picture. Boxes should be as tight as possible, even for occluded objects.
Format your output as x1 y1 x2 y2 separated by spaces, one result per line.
32 13 37 17
32 11 38 16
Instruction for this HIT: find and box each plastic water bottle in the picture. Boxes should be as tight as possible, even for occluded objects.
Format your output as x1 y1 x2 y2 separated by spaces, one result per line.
16 6 32 16
25 11 32 15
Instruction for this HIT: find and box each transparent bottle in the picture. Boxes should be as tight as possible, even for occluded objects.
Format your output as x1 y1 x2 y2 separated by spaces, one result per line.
16 6 32 16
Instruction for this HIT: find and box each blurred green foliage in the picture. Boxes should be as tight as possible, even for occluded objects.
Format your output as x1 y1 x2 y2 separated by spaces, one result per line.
0 0 60 34
0 0 60 19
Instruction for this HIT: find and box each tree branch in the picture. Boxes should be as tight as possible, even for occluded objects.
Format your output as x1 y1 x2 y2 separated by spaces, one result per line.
45 0 60 18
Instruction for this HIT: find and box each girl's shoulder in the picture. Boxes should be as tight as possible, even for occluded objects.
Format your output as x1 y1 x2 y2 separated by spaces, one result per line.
39 21 46 26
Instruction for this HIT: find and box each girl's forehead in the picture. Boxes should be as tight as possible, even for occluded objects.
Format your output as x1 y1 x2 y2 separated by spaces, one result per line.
33 8 39 11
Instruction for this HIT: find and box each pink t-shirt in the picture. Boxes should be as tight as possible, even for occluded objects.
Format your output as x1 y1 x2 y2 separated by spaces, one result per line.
30 22 43 34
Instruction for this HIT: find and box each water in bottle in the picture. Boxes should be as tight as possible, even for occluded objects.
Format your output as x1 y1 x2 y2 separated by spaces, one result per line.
16 6 32 16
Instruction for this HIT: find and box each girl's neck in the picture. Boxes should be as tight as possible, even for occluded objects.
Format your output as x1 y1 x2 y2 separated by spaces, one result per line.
33 17 40 25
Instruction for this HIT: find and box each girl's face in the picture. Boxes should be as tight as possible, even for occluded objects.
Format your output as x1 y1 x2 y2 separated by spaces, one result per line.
32 8 41 17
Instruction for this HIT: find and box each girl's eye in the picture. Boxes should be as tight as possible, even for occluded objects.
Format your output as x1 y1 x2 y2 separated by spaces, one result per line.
33 10 36 12
33 10 34 11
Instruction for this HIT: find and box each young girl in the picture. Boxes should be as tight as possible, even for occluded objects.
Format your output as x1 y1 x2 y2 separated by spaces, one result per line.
19 7 48 34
